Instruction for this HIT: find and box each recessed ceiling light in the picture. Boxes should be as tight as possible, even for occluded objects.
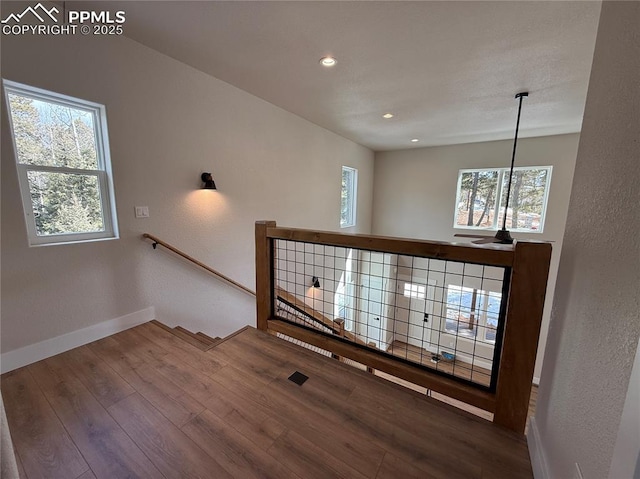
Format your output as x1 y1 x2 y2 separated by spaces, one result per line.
319 56 337 67
383 113 394 119
411 138 420 143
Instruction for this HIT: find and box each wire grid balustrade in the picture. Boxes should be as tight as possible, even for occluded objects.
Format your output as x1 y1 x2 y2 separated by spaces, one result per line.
273 239 509 391
274 332 333 358
276 295 335 335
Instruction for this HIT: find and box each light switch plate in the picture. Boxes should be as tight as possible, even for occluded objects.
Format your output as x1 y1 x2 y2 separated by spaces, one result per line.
135 206 149 218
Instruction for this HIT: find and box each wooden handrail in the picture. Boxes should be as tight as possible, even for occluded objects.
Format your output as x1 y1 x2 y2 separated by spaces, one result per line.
142 233 256 297
255 220 552 434
276 287 366 346
266 226 515 267
276 287 339 333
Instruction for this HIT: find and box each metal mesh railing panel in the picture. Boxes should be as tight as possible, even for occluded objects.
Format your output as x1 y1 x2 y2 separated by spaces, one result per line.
273 239 509 390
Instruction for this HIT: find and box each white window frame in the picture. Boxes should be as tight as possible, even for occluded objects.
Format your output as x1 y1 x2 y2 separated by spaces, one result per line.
340 166 357 228
453 166 552 233
403 282 426 299
3 80 119 246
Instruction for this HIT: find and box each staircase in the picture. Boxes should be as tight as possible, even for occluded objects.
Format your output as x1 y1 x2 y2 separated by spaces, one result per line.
149 320 223 351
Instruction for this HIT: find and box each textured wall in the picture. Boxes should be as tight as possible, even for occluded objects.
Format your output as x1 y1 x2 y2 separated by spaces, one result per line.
608 336 640 478
372 134 579 380
1 31 374 352
536 2 640 478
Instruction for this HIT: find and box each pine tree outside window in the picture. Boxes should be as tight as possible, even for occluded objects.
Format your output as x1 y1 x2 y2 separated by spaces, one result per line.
341 166 357 228
4 80 118 246
453 166 552 233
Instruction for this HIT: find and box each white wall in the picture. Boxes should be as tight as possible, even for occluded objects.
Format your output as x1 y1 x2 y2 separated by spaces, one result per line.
372 134 579 380
609 336 640 479
534 2 640 478
1 29 374 356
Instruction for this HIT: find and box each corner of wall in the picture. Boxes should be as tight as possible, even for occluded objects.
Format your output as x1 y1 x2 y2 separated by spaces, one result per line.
527 416 550 479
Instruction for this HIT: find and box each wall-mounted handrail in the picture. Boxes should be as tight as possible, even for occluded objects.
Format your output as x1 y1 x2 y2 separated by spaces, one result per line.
142 233 256 297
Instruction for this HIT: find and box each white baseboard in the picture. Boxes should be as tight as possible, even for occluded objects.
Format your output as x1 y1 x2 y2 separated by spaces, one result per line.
0 307 155 374
533 376 541 386
527 416 550 479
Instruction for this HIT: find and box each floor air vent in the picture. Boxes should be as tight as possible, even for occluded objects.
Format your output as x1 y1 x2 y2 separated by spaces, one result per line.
288 371 309 386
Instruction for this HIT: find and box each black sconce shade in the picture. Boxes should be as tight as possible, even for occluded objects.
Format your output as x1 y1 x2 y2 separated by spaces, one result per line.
201 172 217 190
312 276 321 288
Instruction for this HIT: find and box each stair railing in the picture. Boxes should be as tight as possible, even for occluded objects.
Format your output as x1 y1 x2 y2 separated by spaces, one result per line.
255 220 552 434
142 233 256 297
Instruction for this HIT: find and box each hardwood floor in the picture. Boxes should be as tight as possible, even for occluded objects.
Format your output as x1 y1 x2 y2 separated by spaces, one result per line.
1 322 533 479
373 369 538 427
388 339 492 387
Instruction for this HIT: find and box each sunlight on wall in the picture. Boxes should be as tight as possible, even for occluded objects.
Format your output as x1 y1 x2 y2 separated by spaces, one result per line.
305 284 325 313
183 189 230 222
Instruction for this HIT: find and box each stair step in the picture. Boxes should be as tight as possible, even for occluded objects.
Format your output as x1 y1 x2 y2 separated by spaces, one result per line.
149 320 236 351
195 332 220 345
150 320 175 334
215 325 252 346
172 326 214 351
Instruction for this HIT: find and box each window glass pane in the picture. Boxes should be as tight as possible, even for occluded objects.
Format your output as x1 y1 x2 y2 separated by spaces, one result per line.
445 312 477 338
341 167 357 227
27 171 105 236
455 170 499 228
484 291 502 342
445 285 502 343
403 283 426 299
445 285 478 338
498 168 549 232
8 93 98 169
455 166 551 233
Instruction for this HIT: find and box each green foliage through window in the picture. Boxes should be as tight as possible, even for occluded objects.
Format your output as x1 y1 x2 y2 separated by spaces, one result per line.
4 80 117 245
341 166 357 228
27 171 104 236
454 167 552 233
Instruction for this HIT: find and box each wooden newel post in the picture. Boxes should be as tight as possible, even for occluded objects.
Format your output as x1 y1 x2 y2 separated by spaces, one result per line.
494 241 552 433
332 318 346 362
334 318 345 337
255 221 276 332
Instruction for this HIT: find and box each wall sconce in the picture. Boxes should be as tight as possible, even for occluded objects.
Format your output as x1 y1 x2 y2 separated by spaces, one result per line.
201 172 217 190
311 276 321 288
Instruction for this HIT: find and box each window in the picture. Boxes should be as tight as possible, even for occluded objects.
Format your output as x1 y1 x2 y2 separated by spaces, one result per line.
454 166 552 233
4 80 118 246
334 249 356 331
403 282 426 299
340 166 357 228
445 285 501 343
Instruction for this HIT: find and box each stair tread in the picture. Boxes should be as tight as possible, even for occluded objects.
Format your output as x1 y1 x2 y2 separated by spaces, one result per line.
150 319 174 333
194 331 219 345
214 326 252 346
149 320 210 351
172 326 214 351
150 320 239 351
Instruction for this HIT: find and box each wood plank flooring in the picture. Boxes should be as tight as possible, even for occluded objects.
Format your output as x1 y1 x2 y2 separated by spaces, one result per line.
1 322 533 479
388 340 492 387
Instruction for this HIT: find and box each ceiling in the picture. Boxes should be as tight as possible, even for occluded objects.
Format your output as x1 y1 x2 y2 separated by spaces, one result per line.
94 1 601 151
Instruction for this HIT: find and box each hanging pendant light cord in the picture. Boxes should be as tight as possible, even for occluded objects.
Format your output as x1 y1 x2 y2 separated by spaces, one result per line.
501 92 528 232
